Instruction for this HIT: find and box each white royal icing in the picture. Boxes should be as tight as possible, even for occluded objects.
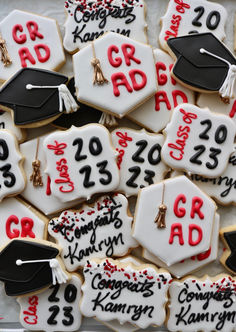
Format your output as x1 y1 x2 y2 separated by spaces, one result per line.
198 92 236 126
73 31 157 118
128 49 195 133
0 110 25 142
133 175 216 266
43 125 120 202
167 275 236 332
0 9 65 82
0 130 25 201
111 128 168 196
17 274 82 332
0 281 20 322
190 145 236 206
161 104 236 178
143 213 220 278
20 133 82 216
81 258 172 329
63 0 147 53
0 197 47 247
159 0 227 51
48 194 137 271
96 256 141 332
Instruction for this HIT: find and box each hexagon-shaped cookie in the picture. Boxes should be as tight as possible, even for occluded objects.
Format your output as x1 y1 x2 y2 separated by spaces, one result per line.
73 32 157 118
133 176 216 265
0 10 65 82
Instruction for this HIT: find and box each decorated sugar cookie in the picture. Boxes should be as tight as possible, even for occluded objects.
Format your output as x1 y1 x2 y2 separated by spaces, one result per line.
0 239 70 296
0 197 48 247
161 104 236 178
0 9 65 82
159 0 227 51
167 33 236 101
0 68 78 128
128 49 195 133
20 133 82 215
111 128 168 196
220 225 236 274
0 130 25 201
73 32 157 118
80 258 172 329
0 281 20 322
190 146 236 206
100 256 142 332
143 213 219 278
133 176 216 266
18 274 82 331
63 0 147 53
167 275 236 332
0 110 25 142
198 92 236 126
43 125 119 202
48 194 137 270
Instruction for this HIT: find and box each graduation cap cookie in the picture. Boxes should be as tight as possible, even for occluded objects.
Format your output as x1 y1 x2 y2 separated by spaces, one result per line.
0 239 69 296
167 32 236 102
0 68 78 128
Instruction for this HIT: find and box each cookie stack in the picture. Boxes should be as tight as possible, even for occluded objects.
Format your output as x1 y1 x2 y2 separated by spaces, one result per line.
0 0 235 331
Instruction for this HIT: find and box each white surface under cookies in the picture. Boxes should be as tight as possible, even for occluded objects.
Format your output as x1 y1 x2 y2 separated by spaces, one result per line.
0 0 235 331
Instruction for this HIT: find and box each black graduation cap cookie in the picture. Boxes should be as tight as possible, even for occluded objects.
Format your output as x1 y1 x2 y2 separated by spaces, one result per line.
167 32 236 102
0 238 69 296
0 68 78 128
220 225 236 274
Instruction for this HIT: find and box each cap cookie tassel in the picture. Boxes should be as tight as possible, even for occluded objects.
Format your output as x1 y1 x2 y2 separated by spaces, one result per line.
154 182 167 229
26 84 78 114
30 137 43 187
99 112 118 128
0 32 11 67
16 258 68 285
91 42 108 85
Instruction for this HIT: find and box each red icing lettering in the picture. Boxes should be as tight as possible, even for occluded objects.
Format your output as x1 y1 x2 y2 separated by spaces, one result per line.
129 69 147 91
116 148 124 169
23 296 38 325
229 100 236 118
170 150 183 160
174 194 186 218
116 131 133 147
156 62 167 86
175 0 190 14
29 296 38 306
179 108 197 124
21 217 35 238
34 44 50 63
190 196 204 219
121 44 141 66
155 91 171 111
111 72 133 97
18 47 36 67
46 176 51 196
26 21 44 41
189 224 203 246
169 223 184 245
172 90 188 108
55 158 74 193
12 24 27 44
6 215 20 239
47 141 67 155
107 45 122 68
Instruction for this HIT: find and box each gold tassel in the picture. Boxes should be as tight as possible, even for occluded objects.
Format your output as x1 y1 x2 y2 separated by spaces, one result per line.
91 42 108 85
0 33 11 67
154 182 167 229
30 138 43 187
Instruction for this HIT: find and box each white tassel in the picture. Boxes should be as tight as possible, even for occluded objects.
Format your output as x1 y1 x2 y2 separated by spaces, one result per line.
200 48 236 99
99 112 118 127
26 84 78 114
16 258 68 285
